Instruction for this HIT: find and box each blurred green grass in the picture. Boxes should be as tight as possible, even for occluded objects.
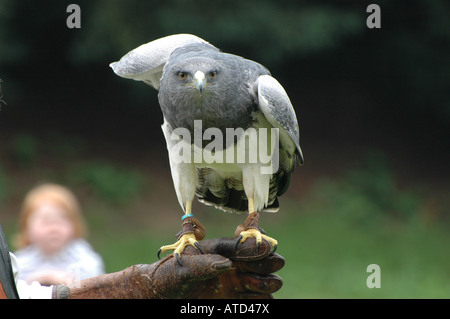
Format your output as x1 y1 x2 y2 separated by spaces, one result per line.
272 208 450 298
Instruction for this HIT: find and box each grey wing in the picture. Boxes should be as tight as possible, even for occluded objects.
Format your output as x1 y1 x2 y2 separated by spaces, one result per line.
256 75 304 165
109 34 211 90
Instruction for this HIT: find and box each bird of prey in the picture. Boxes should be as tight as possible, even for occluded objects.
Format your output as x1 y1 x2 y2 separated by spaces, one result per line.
110 34 303 265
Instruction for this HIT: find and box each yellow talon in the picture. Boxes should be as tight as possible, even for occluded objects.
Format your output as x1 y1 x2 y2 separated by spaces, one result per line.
237 228 278 251
238 228 262 244
158 233 203 266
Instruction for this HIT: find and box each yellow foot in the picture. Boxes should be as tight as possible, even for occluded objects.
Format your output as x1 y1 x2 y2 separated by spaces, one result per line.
157 233 204 266
236 228 278 252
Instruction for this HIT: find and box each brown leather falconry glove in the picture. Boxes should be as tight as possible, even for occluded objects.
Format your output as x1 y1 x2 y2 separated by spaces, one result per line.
60 237 284 299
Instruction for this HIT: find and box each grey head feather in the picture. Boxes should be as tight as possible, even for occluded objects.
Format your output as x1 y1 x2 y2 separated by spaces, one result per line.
109 34 213 90
158 47 270 141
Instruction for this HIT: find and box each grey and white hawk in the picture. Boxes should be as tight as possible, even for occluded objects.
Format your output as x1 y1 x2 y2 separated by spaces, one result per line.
110 34 303 264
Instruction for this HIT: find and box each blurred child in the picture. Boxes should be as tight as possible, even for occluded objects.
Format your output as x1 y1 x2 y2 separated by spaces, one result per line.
14 183 105 286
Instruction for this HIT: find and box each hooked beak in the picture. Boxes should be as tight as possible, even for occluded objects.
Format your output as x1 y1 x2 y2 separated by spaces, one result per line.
194 71 206 94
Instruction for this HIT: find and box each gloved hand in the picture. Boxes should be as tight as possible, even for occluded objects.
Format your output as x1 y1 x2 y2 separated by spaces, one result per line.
63 237 284 299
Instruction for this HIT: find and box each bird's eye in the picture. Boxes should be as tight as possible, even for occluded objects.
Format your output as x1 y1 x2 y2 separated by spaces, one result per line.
209 71 217 79
177 72 187 80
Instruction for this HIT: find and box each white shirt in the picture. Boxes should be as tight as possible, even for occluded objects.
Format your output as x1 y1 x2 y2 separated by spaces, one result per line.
10 253 53 299
14 238 105 284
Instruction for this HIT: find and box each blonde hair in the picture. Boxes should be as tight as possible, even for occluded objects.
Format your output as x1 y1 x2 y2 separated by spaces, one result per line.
15 183 87 249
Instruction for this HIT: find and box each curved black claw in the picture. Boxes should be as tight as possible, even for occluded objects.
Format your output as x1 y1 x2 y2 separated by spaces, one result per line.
175 253 182 266
235 234 243 250
157 248 162 260
194 241 205 254
272 244 278 253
